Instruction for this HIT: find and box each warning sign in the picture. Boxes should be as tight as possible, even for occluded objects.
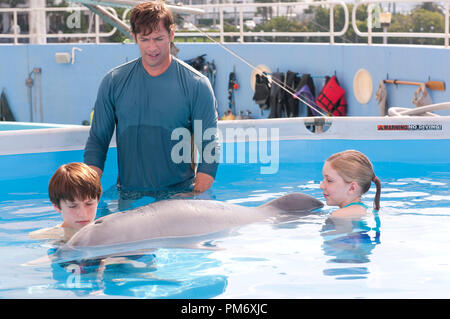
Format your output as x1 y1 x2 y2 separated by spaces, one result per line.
377 124 443 131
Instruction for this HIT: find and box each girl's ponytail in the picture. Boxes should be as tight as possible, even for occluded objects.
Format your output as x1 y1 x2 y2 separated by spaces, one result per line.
372 175 381 211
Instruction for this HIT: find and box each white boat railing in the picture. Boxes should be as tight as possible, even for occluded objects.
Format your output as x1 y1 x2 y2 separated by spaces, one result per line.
1 0 449 46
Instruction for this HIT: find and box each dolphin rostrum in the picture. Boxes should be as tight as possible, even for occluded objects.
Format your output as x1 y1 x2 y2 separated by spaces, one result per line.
66 193 323 248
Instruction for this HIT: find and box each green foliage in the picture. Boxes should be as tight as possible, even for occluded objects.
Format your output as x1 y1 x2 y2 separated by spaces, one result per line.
387 6 444 45
252 16 306 42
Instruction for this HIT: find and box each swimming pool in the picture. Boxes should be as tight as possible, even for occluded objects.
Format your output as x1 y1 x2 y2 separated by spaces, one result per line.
0 117 449 298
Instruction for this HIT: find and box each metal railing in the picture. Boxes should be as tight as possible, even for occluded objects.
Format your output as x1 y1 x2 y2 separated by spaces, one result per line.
0 0 449 47
0 6 117 44
178 1 349 44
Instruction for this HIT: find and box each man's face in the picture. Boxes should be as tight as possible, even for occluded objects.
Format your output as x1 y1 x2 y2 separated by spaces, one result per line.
134 20 174 76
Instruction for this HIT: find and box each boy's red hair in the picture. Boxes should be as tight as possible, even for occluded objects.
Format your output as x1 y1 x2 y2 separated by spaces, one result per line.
48 162 102 208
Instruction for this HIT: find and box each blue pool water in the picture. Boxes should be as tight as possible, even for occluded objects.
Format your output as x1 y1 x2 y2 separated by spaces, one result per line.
0 147 449 298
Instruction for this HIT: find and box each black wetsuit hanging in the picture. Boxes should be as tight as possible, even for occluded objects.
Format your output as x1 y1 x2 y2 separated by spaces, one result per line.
268 72 284 118
0 90 15 121
284 70 299 117
252 73 270 113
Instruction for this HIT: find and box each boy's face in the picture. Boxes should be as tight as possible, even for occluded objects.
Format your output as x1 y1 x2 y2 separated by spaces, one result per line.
53 197 98 231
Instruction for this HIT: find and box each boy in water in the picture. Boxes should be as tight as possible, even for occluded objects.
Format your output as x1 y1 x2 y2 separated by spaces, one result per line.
29 162 102 243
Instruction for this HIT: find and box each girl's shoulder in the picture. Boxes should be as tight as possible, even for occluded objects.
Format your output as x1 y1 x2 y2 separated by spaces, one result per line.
331 204 367 219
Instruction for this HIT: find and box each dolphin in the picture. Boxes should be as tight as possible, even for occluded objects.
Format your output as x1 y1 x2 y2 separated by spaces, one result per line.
23 193 323 266
66 193 323 248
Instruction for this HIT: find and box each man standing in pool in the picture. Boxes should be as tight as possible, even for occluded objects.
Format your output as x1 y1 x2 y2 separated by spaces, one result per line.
84 1 219 207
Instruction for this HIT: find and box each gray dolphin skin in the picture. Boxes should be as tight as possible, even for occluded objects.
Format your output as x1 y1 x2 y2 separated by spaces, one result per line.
66 193 323 248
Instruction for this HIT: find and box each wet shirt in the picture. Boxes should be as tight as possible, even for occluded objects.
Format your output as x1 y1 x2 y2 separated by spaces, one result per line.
84 57 219 192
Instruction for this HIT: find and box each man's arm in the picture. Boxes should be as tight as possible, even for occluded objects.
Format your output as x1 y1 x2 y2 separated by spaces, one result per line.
84 73 116 174
191 76 220 193
89 165 103 179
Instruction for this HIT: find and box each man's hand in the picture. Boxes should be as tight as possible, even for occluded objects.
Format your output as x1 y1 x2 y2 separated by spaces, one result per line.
193 172 214 194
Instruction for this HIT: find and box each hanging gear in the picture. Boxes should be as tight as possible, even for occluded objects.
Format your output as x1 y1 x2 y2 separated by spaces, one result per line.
174 13 326 117
185 55 216 90
203 60 217 88
252 73 271 112
0 89 15 121
228 71 239 115
184 54 206 71
268 72 285 118
295 74 316 116
316 75 347 116
284 70 299 117
294 81 318 118
412 83 432 107
375 81 387 116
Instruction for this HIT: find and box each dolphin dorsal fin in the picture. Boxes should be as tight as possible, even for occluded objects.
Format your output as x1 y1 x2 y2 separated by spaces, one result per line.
259 193 324 213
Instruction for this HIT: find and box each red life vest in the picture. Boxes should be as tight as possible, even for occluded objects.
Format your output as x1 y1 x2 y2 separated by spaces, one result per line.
316 76 347 116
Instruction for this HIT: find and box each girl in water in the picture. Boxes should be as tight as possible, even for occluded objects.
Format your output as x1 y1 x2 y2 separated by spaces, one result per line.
320 150 381 218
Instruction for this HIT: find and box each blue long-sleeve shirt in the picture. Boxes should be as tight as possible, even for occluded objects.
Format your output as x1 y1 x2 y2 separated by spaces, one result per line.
84 57 219 192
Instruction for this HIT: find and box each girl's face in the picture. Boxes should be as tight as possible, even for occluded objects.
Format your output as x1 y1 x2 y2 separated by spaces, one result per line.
320 161 359 208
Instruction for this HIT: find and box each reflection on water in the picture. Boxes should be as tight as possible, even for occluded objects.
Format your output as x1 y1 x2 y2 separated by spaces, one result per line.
47 247 227 298
320 211 381 280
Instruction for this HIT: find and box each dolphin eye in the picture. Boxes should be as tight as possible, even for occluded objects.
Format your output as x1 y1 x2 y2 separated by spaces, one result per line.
94 219 103 225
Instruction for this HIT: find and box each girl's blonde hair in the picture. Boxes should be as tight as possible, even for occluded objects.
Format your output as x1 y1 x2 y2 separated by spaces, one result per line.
48 162 102 209
326 150 381 210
